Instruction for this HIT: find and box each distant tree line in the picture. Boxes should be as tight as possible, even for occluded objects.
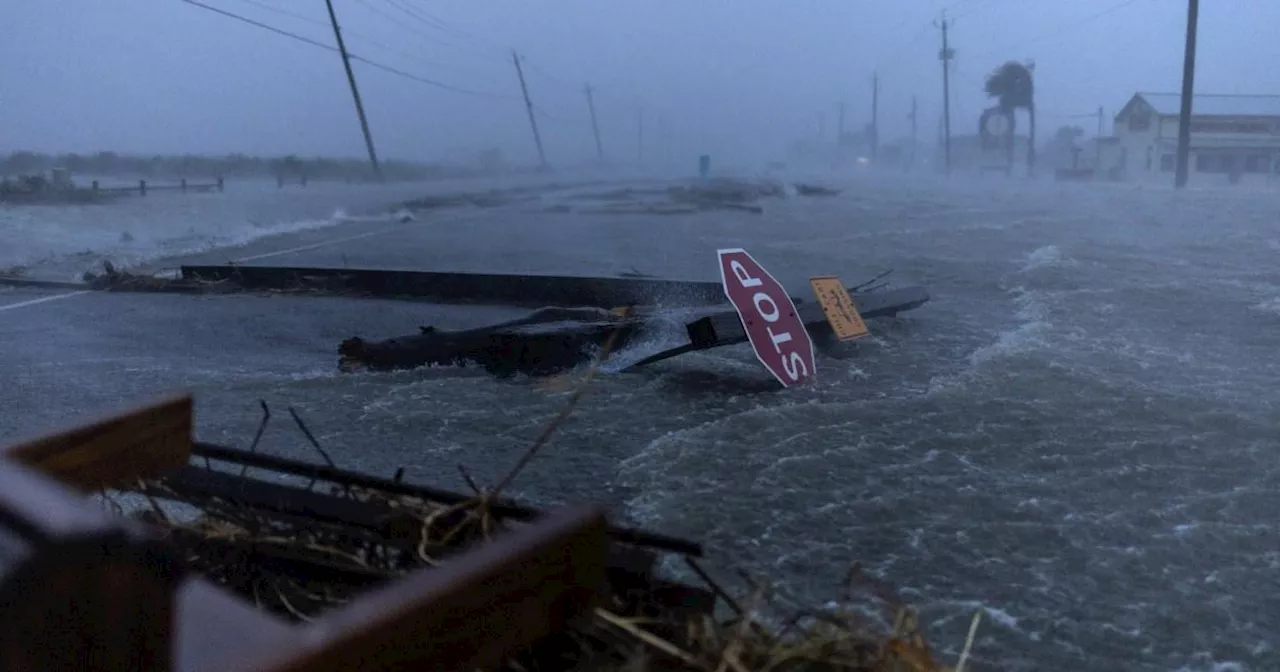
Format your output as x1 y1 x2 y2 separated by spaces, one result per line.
0 150 511 182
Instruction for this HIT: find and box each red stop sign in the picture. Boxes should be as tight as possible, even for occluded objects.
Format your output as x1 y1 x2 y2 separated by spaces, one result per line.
717 248 816 387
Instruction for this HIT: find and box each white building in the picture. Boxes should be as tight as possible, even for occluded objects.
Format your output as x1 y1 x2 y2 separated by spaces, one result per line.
1111 92 1280 182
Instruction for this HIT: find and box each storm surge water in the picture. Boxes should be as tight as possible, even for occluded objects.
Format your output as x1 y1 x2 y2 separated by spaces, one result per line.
4 171 1279 671
0 171 622 281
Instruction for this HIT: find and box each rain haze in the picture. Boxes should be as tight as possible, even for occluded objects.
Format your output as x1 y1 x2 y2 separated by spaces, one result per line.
2 1 1279 671
3 0 1277 164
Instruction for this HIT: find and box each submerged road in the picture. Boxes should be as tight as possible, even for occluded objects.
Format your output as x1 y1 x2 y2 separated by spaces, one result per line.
4 174 1280 671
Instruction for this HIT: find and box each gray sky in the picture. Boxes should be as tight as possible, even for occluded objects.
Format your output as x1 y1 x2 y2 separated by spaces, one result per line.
2 0 1275 166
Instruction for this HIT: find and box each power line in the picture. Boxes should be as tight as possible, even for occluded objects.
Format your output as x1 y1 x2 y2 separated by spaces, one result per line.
372 0 507 62
394 0 509 55
225 0 328 27
176 0 513 99
225 0 496 77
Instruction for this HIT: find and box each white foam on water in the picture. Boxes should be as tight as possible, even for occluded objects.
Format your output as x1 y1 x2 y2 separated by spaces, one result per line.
927 286 1052 396
1251 297 1280 315
1019 244 1076 273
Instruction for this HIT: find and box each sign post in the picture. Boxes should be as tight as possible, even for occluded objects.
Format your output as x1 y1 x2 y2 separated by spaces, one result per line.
717 248 816 387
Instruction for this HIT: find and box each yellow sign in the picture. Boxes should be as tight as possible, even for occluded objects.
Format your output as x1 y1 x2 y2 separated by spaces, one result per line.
809 275 869 341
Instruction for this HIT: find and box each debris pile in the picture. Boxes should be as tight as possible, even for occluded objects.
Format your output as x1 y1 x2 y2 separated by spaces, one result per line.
108 394 976 671
566 178 843 216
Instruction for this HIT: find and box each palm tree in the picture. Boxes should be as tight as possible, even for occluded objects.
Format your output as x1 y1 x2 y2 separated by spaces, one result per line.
984 61 1036 175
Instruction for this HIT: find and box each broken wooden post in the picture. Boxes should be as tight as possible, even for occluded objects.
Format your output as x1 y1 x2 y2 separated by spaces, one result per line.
2 394 193 492
0 458 181 671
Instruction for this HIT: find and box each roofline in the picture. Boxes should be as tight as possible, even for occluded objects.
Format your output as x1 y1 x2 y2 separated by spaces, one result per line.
1122 92 1280 119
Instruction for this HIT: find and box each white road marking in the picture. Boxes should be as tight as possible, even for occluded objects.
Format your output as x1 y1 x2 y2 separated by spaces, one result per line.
0 290 93 313
232 211 483 264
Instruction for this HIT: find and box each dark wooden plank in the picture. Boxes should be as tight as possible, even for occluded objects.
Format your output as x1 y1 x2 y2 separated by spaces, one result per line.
0 459 179 671
246 506 609 672
156 466 410 533
181 264 730 308
686 285 930 348
190 442 705 557
3 394 193 492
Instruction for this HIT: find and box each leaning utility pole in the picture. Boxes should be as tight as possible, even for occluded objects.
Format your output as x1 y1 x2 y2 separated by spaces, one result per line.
871 72 880 162
909 95 918 170
1174 0 1199 189
935 12 954 174
511 51 548 170
584 84 604 162
324 0 380 180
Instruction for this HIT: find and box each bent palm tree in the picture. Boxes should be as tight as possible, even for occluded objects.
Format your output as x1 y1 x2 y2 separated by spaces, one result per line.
984 61 1036 175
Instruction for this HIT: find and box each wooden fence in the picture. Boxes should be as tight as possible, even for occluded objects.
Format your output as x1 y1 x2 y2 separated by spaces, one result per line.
92 177 225 196
0 395 616 671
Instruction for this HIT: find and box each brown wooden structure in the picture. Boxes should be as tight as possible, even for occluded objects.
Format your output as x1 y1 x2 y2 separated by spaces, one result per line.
0 395 651 671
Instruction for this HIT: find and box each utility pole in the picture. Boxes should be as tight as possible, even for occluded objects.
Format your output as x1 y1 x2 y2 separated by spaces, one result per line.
909 95 918 170
585 84 604 163
1174 0 1199 189
871 72 880 162
511 51 547 170
324 0 380 180
1096 106 1104 169
637 106 644 163
838 102 845 146
935 12 954 174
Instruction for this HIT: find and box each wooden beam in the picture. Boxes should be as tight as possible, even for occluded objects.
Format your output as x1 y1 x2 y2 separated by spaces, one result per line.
188 443 705 557
245 506 609 672
181 264 730 308
0 459 181 671
2 394 193 492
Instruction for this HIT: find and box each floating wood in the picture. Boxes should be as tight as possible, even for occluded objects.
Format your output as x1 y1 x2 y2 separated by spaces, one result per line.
2 394 193 492
181 264 731 308
341 284 931 377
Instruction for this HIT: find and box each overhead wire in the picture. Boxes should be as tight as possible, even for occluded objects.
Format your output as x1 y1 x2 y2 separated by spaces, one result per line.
176 0 516 99
374 0 509 61
224 0 499 77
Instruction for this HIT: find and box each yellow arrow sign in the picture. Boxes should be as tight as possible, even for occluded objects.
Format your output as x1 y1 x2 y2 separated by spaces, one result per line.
809 275 869 341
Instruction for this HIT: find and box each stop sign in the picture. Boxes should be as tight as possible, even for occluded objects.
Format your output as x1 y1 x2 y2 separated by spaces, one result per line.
717 248 816 387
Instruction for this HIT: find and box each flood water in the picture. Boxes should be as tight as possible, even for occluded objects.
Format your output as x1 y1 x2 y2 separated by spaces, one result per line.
3 170 1278 671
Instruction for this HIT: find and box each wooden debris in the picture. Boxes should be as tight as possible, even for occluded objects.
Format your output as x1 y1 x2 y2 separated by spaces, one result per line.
3 393 192 492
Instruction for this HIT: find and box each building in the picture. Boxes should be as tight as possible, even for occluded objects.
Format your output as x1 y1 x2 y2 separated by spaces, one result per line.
1111 92 1280 181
